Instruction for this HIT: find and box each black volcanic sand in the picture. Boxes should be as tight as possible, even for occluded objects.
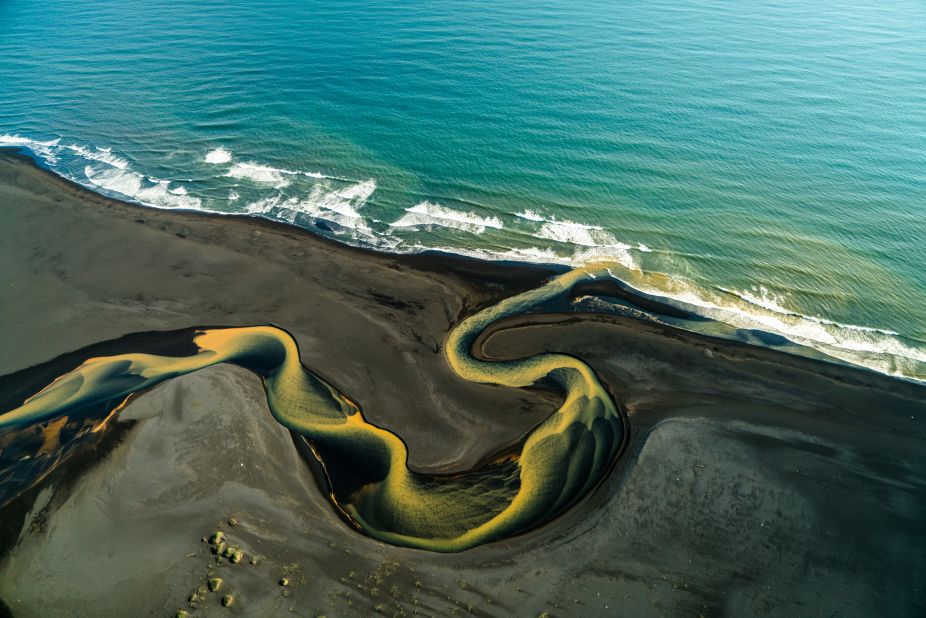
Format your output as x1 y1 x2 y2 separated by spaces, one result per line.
0 151 924 617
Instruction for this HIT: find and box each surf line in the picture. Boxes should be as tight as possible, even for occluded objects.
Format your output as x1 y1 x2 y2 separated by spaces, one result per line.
0 266 624 552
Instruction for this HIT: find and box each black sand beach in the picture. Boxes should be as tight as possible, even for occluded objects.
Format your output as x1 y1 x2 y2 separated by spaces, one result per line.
0 152 924 616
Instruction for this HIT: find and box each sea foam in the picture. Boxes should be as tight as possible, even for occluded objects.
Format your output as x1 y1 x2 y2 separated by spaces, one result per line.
390 201 504 234
204 147 233 165
244 179 383 245
0 134 62 163
537 220 615 247
514 209 639 268
517 209 622 248
614 275 926 378
514 209 546 222
64 144 129 169
227 161 294 187
84 165 202 210
3 130 922 382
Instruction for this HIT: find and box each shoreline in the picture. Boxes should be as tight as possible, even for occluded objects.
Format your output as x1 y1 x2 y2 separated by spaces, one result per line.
1 149 925 615
0 146 567 292
2 146 921 388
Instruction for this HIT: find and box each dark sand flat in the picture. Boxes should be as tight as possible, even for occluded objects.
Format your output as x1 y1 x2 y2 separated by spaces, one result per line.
0 152 924 617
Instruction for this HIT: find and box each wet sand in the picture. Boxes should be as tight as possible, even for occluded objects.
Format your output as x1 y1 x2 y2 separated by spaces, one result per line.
0 151 924 616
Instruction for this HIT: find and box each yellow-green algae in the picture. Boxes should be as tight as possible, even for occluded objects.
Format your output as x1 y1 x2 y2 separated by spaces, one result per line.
0 267 623 552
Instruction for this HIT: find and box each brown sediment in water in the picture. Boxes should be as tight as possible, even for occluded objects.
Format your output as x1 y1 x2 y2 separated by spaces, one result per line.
0 150 924 614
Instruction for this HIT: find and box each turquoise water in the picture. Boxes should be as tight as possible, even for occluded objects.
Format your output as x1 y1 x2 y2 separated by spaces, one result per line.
1 0 924 379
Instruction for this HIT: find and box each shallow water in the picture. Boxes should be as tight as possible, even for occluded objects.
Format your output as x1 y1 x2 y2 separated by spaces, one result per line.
0 0 923 379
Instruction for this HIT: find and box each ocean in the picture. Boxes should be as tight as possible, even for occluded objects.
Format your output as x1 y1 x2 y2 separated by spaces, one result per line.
1 0 923 379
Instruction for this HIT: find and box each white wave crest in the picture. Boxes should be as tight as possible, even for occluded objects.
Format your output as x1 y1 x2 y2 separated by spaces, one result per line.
0 134 60 148
227 162 294 187
243 195 280 215
315 179 377 218
516 209 648 263
538 220 617 247
572 245 638 270
93 147 128 169
616 277 926 378
204 147 233 165
514 209 546 222
225 160 331 187
0 134 61 162
400 240 638 271
4 134 132 170
243 180 379 242
404 243 562 264
515 212 638 268
67 145 129 169
4 131 920 381
721 286 900 336
83 165 202 210
390 201 503 234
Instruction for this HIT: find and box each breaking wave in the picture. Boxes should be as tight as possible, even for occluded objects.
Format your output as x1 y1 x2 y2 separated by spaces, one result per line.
2 132 923 382
243 179 386 246
83 165 202 210
227 161 295 187
0 134 61 163
204 147 232 164
614 274 926 379
721 286 900 336
66 144 129 169
390 201 504 234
